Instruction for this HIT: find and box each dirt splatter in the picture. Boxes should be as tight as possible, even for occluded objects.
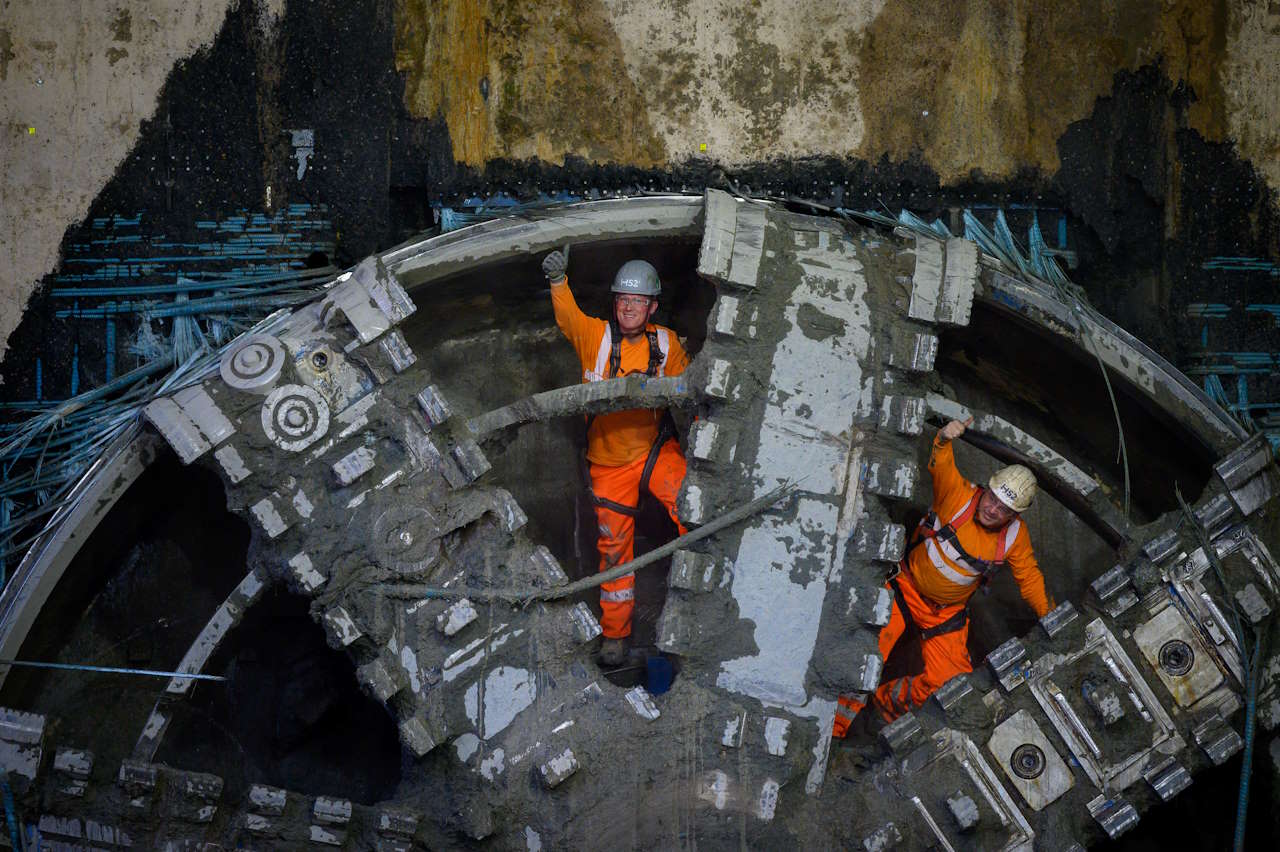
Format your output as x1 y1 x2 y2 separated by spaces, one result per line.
0 29 12 80
396 0 665 166
796 302 846 341
106 47 129 65
603 0 876 164
110 8 133 43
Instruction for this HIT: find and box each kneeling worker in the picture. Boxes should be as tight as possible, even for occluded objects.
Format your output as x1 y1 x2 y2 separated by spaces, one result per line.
540 249 689 666
834 416 1052 736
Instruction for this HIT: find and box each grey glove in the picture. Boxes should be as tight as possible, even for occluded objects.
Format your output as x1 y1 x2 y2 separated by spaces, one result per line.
541 250 567 282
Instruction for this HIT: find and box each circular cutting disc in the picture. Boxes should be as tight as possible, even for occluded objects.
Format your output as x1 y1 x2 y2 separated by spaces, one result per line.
220 334 289 393
371 505 442 575
261 384 330 452
1010 743 1046 780
1158 639 1195 676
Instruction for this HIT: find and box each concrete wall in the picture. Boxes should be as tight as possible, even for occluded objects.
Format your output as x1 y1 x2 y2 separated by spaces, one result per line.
3 0 1279 365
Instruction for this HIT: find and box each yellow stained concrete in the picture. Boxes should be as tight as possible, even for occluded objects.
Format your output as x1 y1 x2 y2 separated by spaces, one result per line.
396 0 1277 190
397 0 666 166
856 0 1231 181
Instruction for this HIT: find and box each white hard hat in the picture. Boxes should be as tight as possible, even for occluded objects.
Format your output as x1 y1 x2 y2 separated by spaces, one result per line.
989 464 1037 513
612 260 661 296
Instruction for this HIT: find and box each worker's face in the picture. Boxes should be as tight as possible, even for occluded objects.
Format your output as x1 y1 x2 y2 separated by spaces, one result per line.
614 294 657 335
976 488 1018 530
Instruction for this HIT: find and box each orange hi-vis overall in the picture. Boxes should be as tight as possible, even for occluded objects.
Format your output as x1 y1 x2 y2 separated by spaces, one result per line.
833 436 1052 735
551 277 689 638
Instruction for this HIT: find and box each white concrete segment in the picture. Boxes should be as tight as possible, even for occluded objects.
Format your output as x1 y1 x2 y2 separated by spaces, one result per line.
714 219 875 731
938 237 977 325
716 497 838 707
698 190 738 282
907 235 943 322
749 229 872 498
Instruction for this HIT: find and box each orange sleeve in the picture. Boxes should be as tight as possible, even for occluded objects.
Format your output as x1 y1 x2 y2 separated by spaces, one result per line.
927 436 974 512
550 276 604 369
1007 526 1052 618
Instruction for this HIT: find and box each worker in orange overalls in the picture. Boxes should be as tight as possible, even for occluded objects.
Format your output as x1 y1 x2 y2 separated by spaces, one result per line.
834 416 1052 736
541 249 689 666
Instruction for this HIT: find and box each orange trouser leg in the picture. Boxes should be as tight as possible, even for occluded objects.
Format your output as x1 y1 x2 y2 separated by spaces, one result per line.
833 580 909 737
644 440 688 536
589 440 687 638
590 456 643 638
871 580 971 722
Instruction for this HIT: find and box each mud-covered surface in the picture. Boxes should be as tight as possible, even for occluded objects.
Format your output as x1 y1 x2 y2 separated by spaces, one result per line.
158 588 404 804
0 198 1277 849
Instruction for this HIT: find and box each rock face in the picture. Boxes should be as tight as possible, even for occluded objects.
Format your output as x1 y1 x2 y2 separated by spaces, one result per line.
397 0 1280 186
2 193 1276 848
4 0 1280 373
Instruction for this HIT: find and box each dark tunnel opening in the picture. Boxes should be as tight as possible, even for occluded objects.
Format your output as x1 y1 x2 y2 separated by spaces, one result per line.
938 303 1217 524
0 454 251 772
0 450 403 803
157 589 404 805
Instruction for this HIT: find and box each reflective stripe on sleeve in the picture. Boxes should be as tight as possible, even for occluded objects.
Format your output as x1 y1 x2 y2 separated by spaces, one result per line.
592 326 612 381
600 587 635 603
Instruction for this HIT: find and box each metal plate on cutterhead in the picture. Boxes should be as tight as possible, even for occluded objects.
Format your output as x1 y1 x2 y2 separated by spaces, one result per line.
371 505 441 575
221 334 289 392
1027 618 1182 793
261 384 331 452
895 729 1036 850
988 709 1074 811
1133 605 1223 708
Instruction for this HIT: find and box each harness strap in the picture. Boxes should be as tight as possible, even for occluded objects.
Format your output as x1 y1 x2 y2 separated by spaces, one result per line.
645 329 662 377
587 322 673 516
607 318 623 378
606 321 663 380
889 575 916 633
638 412 675 489
912 488 1015 583
890 574 969 641
590 415 676 517
920 607 969 640
593 493 642 518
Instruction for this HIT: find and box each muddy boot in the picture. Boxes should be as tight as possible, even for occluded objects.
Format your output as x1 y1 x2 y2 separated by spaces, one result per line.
834 707 889 770
599 637 629 667
844 702 888 746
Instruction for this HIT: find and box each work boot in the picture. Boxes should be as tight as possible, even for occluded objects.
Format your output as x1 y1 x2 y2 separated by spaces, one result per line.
599 637 629 667
844 702 888 746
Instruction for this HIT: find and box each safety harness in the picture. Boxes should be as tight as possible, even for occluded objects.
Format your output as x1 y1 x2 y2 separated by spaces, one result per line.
607 318 664 383
913 489 1020 586
892 488 1019 639
585 321 675 518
